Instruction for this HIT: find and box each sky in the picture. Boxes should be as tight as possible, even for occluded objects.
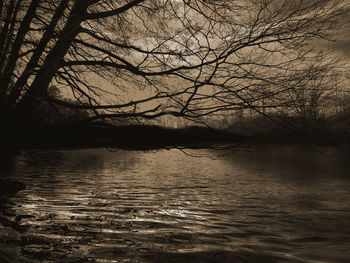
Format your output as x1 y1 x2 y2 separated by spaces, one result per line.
315 0 350 58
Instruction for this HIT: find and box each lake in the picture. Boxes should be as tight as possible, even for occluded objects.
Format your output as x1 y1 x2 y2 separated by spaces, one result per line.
1 146 350 262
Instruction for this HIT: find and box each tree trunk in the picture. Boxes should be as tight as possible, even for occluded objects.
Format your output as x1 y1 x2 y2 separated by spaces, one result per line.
15 0 91 125
0 0 39 104
6 0 69 109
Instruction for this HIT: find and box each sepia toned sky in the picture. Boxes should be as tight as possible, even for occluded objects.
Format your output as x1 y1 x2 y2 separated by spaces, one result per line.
60 0 350 109
310 0 350 58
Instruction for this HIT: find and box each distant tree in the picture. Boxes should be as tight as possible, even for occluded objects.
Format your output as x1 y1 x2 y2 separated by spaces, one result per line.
0 0 348 128
263 63 343 130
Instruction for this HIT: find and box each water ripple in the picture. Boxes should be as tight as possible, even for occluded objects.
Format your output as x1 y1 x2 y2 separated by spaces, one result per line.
1 147 350 262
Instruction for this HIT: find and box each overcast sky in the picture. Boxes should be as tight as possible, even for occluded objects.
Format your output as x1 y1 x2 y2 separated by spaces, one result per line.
315 0 350 58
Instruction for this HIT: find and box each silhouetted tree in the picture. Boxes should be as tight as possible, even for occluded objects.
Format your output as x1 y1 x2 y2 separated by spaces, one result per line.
29 85 90 125
0 0 347 128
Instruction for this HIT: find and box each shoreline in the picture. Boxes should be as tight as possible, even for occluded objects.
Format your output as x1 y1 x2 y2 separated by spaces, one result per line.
2 124 349 151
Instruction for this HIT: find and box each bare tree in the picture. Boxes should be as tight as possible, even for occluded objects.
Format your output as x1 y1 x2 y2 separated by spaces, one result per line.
0 0 348 128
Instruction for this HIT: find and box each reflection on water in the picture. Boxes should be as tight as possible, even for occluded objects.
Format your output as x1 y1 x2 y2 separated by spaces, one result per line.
1 146 350 262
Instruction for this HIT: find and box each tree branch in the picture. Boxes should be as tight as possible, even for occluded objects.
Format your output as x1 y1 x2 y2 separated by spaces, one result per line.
86 0 145 20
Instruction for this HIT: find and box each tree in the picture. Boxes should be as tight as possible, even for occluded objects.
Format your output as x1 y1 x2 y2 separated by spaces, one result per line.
0 0 348 128
29 85 90 126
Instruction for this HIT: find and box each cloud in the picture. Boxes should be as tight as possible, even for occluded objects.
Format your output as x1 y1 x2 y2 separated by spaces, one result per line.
330 39 350 57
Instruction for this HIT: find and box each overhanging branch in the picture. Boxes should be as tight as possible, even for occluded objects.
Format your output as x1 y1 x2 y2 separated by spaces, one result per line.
86 0 145 20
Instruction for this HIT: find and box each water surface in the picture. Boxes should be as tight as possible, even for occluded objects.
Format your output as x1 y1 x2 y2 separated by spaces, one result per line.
1 146 350 262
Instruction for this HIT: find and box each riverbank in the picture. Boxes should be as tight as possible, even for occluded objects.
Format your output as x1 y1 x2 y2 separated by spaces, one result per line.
3 123 350 151
0 178 25 263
